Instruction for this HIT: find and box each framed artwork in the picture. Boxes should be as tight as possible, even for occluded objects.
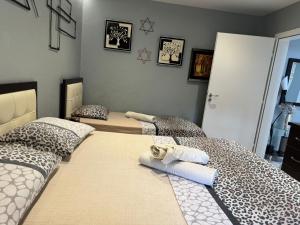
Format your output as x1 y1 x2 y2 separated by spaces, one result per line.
157 37 185 66
104 20 133 52
188 49 214 81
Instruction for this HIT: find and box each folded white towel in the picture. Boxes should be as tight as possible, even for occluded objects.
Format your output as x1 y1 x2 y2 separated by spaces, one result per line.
150 144 209 165
125 111 156 123
139 151 217 186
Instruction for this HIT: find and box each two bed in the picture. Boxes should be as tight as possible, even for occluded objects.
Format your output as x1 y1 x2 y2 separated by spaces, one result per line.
23 132 300 225
0 81 299 225
59 78 206 137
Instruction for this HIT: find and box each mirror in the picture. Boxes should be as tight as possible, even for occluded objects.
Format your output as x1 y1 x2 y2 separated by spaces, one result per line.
284 58 300 105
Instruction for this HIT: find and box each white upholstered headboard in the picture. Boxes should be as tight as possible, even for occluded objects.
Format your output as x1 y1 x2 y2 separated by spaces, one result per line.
60 78 83 119
0 82 37 135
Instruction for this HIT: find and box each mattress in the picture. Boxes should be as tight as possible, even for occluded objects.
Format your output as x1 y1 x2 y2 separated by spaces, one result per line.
22 132 187 225
78 112 206 137
23 132 300 225
79 112 147 134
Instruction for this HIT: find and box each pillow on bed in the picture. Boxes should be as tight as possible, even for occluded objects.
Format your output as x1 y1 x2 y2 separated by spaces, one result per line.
33 117 95 140
0 121 85 159
0 142 61 225
71 105 109 120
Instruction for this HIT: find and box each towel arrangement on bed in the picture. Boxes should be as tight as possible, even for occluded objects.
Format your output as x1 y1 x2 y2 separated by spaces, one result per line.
139 144 217 186
125 111 156 123
150 144 210 164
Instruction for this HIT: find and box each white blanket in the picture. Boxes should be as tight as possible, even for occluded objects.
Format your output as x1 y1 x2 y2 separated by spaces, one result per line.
150 144 209 165
139 151 217 186
125 111 156 123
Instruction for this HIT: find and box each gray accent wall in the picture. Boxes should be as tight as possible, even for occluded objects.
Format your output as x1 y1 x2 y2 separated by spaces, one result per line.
80 0 262 124
263 2 300 36
0 0 83 117
1 0 300 122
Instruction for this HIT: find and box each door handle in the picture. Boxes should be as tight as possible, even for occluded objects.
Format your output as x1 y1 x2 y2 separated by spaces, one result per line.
291 156 300 164
208 93 219 98
208 93 219 103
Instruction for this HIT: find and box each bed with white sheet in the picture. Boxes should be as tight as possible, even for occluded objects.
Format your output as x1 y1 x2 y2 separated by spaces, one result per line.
22 132 300 225
0 82 61 225
1 81 299 225
59 78 206 137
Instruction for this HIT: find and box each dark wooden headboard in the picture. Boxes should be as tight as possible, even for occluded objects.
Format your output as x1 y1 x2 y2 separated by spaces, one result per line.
0 81 37 95
60 77 83 119
0 81 38 134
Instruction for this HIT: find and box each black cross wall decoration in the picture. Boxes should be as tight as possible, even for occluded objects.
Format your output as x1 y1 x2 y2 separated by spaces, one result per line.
47 0 77 51
8 0 30 10
7 0 39 17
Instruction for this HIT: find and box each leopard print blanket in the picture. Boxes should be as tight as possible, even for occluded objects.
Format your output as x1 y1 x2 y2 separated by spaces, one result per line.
152 136 238 225
173 136 300 225
145 116 206 137
0 143 61 225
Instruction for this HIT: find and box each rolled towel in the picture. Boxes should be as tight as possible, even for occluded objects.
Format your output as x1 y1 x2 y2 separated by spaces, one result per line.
150 144 169 159
125 111 156 123
150 144 209 165
139 151 217 186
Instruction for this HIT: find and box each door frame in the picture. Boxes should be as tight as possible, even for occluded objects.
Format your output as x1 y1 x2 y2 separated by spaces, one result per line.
254 28 300 157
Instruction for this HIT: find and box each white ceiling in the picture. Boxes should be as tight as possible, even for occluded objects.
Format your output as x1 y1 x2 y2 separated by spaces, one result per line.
152 0 300 16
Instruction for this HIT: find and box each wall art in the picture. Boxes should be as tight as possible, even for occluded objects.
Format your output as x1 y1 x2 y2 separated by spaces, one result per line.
157 37 185 66
8 0 30 10
47 0 77 51
188 49 214 81
104 20 133 52
139 17 154 35
137 48 152 64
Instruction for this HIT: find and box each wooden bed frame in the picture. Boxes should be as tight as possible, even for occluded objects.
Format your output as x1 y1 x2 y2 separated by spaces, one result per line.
0 81 37 95
0 81 37 114
0 81 38 135
59 77 83 119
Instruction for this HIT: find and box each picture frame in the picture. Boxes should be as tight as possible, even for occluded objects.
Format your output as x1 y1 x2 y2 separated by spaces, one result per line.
157 37 185 66
104 20 133 52
188 48 214 81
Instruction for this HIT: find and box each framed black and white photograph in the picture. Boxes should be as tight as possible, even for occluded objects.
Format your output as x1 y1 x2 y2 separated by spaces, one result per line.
157 37 185 66
104 20 133 52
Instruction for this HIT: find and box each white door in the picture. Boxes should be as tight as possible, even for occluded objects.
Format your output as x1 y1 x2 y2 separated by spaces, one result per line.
202 33 275 150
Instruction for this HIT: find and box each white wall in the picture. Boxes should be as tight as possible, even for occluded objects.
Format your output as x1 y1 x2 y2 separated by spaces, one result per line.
0 0 83 117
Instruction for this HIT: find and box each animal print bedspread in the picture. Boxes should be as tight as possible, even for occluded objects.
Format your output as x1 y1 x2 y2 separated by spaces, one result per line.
154 116 206 137
152 136 238 225
173 136 300 225
141 122 156 135
0 143 61 225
